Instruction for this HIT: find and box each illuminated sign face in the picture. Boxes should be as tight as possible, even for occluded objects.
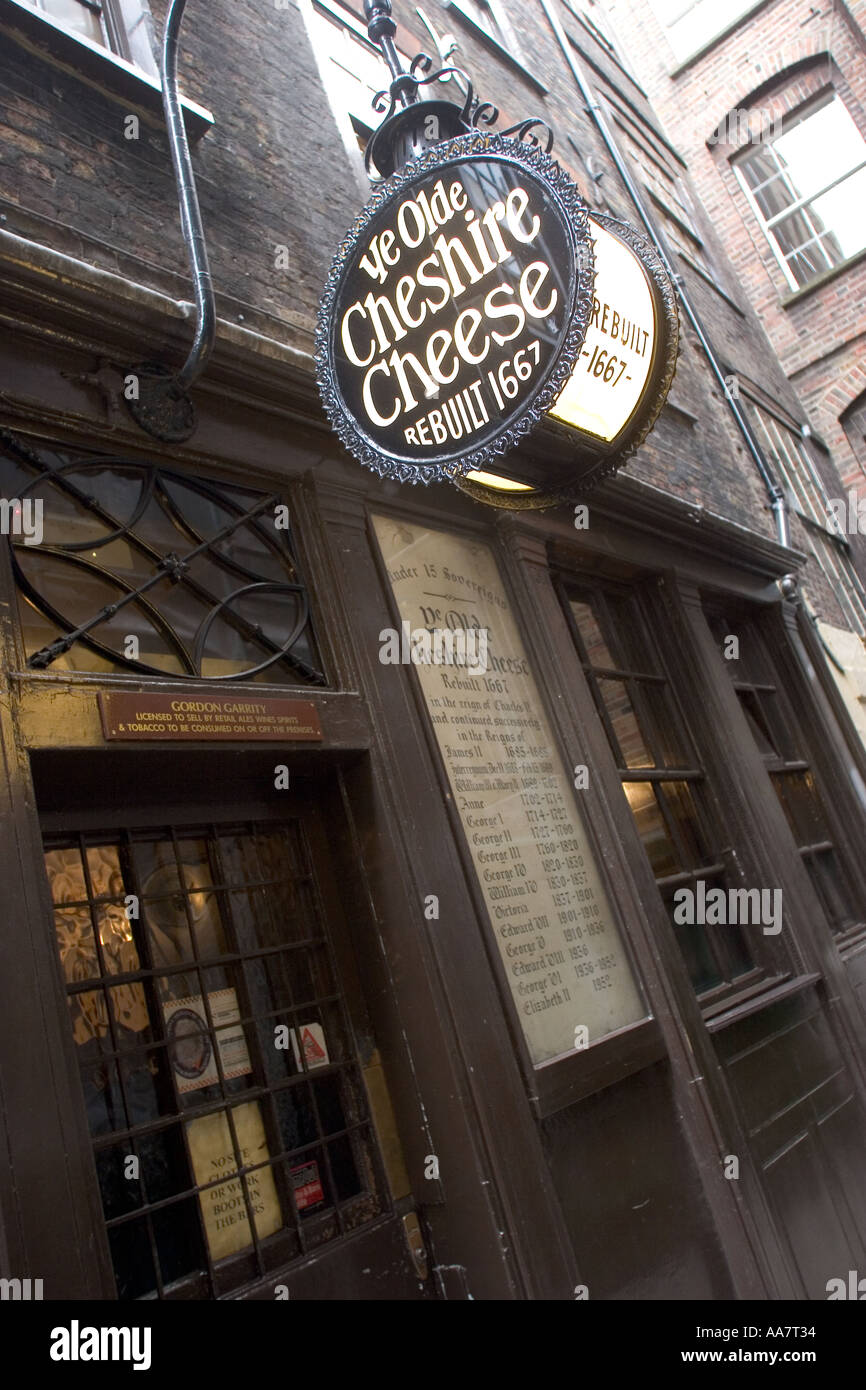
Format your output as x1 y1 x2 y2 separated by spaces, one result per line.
315 132 595 484
460 211 679 507
549 218 657 443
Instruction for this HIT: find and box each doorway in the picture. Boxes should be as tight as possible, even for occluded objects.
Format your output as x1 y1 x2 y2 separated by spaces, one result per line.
34 752 433 1301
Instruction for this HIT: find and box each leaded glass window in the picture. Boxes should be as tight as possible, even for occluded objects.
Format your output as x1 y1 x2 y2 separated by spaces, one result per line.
0 432 324 685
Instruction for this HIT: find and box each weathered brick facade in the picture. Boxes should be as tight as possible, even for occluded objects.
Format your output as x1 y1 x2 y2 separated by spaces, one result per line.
3 0 866 1310
607 0 866 497
2 0 861 629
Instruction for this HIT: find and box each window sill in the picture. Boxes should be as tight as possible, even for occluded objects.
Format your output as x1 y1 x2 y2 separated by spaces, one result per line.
444 1 548 96
0 0 213 141
703 972 820 1032
529 1015 665 1116
780 246 866 308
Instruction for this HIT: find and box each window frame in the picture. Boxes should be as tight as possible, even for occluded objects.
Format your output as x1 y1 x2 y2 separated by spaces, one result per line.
702 600 866 945
2 0 212 136
19 0 155 72
556 570 790 1011
738 389 866 637
443 0 546 91
732 90 866 293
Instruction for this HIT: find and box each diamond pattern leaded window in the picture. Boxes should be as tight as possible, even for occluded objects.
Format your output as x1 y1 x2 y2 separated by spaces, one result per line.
0 432 324 684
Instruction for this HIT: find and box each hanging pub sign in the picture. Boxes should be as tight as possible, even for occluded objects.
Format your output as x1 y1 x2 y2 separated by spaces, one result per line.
314 4 678 508
315 130 595 486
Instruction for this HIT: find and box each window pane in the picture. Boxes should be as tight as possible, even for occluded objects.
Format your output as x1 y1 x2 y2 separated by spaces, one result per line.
634 681 690 767
570 598 616 670
623 782 679 876
658 781 712 867
32 0 105 45
808 168 866 261
806 849 859 934
739 145 781 193
664 893 723 995
598 678 654 767
736 689 778 758
771 770 826 845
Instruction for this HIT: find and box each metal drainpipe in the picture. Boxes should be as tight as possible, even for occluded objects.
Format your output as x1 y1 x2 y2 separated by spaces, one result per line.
538 0 796 590
125 0 215 440
162 0 216 390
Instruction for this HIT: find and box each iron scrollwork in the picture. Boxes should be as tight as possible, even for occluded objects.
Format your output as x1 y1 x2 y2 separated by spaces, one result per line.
0 429 325 683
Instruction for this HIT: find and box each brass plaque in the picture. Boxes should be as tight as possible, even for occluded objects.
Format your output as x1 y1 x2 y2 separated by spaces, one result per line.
373 516 646 1066
98 692 323 741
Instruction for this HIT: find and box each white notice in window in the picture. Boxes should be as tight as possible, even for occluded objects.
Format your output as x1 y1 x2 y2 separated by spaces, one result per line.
373 516 647 1065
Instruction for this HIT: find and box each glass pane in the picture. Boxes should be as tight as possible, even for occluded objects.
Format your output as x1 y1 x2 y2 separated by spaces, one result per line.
665 894 723 995
806 849 859 933
37 0 105 46
658 781 713 867
724 922 757 981
633 681 690 767
601 591 658 675
737 689 778 757
119 1048 175 1127
106 984 156 1048
327 1133 363 1202
137 847 226 980
808 168 866 261
81 1058 127 1136
739 144 781 193
772 770 826 845
97 1143 146 1221
153 1197 208 1288
570 597 615 669
598 678 654 767
623 782 679 876
107 1219 158 1301
17 595 117 675
779 235 834 287
752 169 798 222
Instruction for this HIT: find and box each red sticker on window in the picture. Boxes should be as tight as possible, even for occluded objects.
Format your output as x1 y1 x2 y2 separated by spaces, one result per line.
291 1161 324 1211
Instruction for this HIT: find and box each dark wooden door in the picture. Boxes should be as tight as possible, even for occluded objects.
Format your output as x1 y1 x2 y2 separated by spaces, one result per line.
37 760 434 1301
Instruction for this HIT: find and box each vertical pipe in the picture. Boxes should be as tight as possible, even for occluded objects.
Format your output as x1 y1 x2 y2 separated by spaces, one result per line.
161 0 216 390
537 0 790 545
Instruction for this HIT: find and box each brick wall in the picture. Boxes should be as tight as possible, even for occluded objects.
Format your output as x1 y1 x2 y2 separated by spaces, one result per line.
0 0 857 611
607 0 866 495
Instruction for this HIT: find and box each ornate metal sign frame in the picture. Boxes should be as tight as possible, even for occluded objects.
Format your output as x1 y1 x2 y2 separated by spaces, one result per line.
314 130 595 486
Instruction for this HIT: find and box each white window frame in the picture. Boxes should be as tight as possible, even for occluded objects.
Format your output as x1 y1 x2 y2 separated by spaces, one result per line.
18 0 158 76
732 92 866 293
744 396 866 635
301 0 415 189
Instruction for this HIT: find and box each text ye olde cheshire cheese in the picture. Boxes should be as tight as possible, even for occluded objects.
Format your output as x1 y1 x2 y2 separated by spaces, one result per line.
338 174 561 447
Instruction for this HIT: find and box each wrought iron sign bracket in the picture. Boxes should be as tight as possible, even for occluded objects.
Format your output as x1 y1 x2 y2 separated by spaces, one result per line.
362 0 553 179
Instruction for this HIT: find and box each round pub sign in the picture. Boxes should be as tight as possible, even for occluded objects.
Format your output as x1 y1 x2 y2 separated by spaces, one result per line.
315 132 594 484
